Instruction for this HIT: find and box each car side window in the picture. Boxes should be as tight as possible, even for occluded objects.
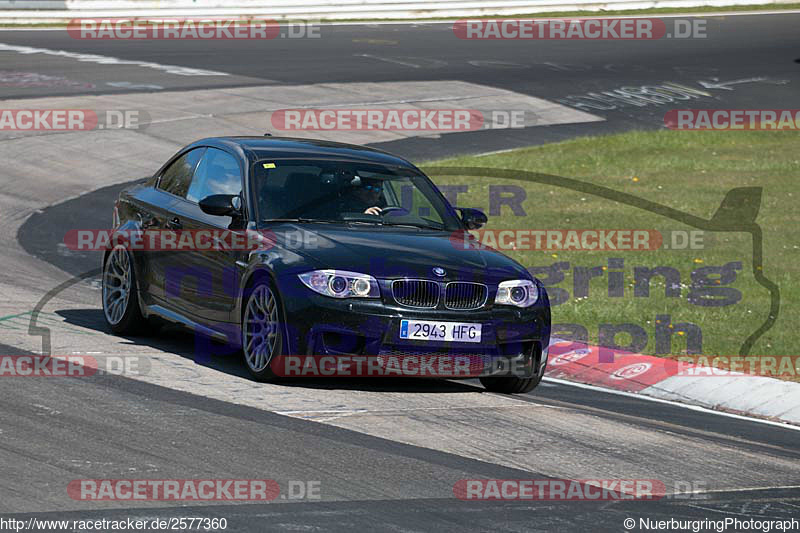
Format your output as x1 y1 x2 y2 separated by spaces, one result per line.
186 148 242 203
158 148 205 198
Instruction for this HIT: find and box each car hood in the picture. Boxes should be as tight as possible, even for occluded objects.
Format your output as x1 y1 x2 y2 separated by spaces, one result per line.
265 223 530 282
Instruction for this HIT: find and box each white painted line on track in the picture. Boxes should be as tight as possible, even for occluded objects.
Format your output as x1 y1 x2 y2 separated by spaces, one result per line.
675 484 800 496
0 42 229 76
276 403 560 417
281 402 563 422
544 376 800 432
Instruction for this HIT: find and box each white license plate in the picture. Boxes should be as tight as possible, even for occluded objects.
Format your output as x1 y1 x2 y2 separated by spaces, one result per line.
399 319 482 343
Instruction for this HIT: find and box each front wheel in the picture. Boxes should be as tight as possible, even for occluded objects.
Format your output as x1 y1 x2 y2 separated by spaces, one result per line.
479 373 543 394
102 245 146 334
241 281 284 382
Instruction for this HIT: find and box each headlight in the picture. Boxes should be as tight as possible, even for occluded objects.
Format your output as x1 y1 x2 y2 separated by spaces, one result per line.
298 270 380 299
495 280 538 307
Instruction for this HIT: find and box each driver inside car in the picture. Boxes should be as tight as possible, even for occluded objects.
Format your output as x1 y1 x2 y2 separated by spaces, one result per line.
340 175 385 215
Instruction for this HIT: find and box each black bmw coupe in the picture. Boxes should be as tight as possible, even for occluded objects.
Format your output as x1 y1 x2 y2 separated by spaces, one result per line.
102 137 551 393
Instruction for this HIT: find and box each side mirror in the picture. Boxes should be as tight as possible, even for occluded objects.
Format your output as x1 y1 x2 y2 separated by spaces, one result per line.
457 207 488 230
199 194 242 217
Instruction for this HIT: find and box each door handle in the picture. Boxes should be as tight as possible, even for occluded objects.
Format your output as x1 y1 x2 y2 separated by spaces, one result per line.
166 217 182 230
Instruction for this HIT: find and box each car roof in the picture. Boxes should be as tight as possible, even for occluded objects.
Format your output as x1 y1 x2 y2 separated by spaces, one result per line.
186 136 417 169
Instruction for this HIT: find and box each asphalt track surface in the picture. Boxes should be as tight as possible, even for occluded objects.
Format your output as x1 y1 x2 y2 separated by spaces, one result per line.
1 13 800 532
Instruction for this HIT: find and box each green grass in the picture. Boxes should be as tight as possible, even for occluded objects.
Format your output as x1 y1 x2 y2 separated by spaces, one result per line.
422 130 799 363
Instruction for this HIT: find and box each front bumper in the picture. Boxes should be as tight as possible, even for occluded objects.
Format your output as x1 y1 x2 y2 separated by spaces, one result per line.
276 276 551 378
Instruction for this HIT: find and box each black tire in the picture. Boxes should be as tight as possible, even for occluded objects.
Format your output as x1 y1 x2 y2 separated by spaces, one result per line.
479 372 543 394
102 245 147 335
241 278 285 382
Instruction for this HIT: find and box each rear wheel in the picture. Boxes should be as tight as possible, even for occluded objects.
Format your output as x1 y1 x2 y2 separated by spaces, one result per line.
479 373 543 394
102 245 146 334
241 280 284 382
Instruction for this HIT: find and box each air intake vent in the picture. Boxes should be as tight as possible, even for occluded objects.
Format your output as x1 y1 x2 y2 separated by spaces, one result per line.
392 280 439 308
444 282 488 310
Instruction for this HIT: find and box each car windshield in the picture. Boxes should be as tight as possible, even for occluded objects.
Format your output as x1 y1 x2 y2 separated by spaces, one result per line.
253 159 461 230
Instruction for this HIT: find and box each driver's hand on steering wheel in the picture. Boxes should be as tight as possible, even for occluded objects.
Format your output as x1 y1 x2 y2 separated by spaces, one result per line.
364 206 381 216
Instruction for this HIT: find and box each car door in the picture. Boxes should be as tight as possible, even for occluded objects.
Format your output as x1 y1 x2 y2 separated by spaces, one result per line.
146 147 205 304
164 147 246 324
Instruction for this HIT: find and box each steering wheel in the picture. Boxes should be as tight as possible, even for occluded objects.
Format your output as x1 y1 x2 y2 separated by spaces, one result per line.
379 206 408 216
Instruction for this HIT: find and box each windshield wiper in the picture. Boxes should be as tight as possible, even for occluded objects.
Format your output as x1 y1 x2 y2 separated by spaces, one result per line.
260 218 340 224
261 217 336 222
380 222 442 231
344 219 383 226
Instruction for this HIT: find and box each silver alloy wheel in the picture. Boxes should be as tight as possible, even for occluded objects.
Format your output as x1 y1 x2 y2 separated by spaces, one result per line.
103 246 132 326
243 284 280 372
